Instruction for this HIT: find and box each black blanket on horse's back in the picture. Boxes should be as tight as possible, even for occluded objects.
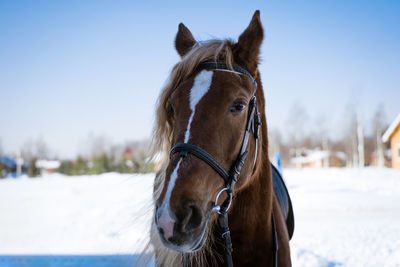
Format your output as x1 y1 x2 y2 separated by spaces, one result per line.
271 164 294 240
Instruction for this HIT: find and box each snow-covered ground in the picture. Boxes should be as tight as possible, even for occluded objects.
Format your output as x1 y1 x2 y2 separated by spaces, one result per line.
0 173 154 256
0 168 399 266
284 168 400 267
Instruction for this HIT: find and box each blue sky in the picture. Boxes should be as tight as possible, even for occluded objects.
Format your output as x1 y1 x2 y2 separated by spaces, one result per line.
1 1 399 158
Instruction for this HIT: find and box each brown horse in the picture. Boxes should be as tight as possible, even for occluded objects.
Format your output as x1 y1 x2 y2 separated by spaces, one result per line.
150 11 292 266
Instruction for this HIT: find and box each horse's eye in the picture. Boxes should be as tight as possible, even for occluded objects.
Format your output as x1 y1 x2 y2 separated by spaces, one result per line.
229 101 247 113
167 103 174 116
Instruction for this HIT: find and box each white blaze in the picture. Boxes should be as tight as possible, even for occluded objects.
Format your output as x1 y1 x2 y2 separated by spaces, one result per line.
157 159 181 238
159 70 213 219
184 70 214 142
162 159 182 212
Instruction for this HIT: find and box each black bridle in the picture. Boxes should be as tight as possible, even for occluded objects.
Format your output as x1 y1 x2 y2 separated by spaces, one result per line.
169 62 278 267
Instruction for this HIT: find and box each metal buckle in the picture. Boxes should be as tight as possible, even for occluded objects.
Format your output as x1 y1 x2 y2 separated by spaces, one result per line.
212 187 233 214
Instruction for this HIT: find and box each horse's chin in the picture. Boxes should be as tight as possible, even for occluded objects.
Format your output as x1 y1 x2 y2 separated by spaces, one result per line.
186 220 209 252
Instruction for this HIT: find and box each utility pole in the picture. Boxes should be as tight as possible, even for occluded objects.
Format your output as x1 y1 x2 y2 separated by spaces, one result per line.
16 147 22 177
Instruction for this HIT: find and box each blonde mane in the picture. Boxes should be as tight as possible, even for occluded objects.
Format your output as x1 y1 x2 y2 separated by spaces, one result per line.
146 39 235 267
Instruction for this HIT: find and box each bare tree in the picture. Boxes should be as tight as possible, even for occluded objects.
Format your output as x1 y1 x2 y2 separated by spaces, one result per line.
269 128 282 156
35 137 49 159
22 136 49 161
342 106 358 167
79 133 112 158
286 102 309 168
313 114 330 167
357 111 365 167
373 104 386 167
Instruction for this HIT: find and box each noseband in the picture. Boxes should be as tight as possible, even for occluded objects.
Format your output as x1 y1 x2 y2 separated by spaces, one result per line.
169 62 278 267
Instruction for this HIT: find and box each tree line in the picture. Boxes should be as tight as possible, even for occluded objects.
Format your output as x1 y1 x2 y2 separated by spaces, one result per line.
2 136 156 177
269 103 390 167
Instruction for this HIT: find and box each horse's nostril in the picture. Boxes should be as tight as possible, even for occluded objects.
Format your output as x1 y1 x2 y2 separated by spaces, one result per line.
183 203 203 232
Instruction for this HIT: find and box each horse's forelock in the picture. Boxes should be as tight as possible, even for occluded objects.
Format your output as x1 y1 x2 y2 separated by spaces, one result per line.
150 39 235 166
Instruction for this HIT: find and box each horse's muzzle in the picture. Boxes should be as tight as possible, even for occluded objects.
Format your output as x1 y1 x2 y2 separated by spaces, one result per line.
155 201 206 252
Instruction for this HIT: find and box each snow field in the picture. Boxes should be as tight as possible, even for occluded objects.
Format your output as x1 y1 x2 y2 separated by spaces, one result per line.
285 168 400 266
0 167 399 266
0 173 154 255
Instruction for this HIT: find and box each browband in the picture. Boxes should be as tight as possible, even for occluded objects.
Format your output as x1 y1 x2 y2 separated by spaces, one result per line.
197 62 257 87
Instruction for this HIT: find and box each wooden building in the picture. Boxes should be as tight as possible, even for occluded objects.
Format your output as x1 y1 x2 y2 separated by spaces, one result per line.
290 149 346 168
35 159 61 175
382 113 400 169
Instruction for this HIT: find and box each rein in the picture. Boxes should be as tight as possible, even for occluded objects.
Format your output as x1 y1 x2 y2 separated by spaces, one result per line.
169 62 278 267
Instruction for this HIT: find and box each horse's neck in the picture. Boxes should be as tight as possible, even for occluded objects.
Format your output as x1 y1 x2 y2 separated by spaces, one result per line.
211 164 274 266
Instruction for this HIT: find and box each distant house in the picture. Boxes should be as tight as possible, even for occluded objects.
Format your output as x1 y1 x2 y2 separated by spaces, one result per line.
382 113 400 169
123 147 134 161
35 160 61 175
290 149 346 168
0 156 28 178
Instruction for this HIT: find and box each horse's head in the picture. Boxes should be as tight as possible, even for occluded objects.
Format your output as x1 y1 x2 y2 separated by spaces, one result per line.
153 11 264 252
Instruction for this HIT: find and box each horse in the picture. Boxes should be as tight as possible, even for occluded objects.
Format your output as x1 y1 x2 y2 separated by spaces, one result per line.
149 10 293 266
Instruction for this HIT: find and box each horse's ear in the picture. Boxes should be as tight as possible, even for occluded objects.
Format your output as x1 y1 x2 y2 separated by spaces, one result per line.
233 10 264 74
175 23 196 57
